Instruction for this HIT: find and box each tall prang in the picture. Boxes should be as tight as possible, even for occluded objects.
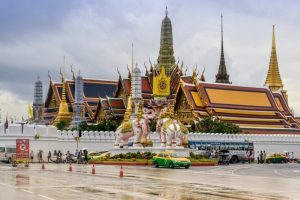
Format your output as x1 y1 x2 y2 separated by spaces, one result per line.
215 15 231 84
33 75 44 124
156 6 175 74
264 25 287 101
153 7 173 98
131 63 143 119
71 70 86 128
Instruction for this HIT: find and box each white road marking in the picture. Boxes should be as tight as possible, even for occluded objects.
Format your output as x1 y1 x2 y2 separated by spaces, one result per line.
293 170 300 173
21 189 34 194
38 194 57 200
0 182 14 188
70 189 81 193
274 170 283 176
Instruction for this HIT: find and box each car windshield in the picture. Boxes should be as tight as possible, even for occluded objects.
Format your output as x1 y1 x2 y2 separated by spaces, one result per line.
169 153 181 158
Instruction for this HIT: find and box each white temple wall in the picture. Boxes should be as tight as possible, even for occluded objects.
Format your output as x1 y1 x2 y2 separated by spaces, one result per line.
1 124 300 159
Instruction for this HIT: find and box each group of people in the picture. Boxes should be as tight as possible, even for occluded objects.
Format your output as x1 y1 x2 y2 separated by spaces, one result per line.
29 149 88 164
30 150 44 163
75 149 88 164
257 150 267 164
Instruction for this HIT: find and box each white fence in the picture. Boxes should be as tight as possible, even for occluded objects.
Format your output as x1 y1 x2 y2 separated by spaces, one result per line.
1 123 300 159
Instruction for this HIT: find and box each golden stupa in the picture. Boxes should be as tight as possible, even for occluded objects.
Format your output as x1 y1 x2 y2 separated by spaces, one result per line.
54 66 72 127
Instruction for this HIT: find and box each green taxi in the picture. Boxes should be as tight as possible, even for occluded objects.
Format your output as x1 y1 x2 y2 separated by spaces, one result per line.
152 151 191 169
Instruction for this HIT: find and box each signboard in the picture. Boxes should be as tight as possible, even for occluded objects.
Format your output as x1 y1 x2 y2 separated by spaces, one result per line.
16 139 29 161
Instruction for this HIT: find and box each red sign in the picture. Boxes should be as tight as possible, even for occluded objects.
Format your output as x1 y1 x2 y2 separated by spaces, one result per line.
16 139 29 160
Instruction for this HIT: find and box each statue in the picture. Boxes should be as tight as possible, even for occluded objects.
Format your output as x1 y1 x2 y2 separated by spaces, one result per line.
156 103 189 148
114 117 151 148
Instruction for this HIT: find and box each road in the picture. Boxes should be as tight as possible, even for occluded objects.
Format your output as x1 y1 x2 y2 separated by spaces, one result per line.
0 163 300 200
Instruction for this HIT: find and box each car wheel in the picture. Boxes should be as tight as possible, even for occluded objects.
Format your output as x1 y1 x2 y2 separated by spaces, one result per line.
185 165 190 169
230 156 239 164
169 162 174 169
154 162 159 168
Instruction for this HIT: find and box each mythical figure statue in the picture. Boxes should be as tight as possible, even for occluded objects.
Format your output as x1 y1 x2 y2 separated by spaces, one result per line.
156 103 189 148
114 117 151 148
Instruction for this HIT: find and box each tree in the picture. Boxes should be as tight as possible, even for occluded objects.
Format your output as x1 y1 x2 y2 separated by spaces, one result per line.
56 120 66 131
196 117 241 134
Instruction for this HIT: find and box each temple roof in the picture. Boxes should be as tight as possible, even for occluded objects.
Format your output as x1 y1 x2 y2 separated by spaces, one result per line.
176 81 299 130
43 78 118 123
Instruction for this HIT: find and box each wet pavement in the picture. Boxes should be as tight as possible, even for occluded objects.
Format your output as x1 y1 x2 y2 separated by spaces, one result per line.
0 162 300 200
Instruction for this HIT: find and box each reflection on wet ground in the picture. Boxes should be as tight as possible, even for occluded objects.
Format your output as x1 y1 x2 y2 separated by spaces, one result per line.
0 163 299 200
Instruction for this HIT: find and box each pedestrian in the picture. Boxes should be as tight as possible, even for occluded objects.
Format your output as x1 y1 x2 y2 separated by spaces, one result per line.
263 151 266 163
83 149 88 164
30 150 34 162
56 150 60 162
257 156 260 164
77 150 82 164
54 150 57 157
59 150 62 160
259 151 263 164
47 151 51 162
38 150 43 163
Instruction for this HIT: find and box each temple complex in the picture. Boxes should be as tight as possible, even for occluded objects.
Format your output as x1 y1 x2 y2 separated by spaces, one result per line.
41 9 300 134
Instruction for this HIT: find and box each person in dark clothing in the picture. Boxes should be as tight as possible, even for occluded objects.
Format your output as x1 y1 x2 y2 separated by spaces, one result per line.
259 151 263 164
83 149 88 164
77 150 82 164
47 151 51 162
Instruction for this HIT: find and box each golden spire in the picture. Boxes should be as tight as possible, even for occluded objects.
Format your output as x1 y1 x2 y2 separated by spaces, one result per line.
54 57 71 127
264 25 283 91
123 96 132 122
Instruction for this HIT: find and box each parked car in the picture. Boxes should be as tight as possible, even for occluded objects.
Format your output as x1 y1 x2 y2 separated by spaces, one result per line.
0 144 16 163
266 153 288 164
152 151 191 169
88 151 109 160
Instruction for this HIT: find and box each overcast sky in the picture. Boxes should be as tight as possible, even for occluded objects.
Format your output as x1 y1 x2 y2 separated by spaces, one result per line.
0 0 300 120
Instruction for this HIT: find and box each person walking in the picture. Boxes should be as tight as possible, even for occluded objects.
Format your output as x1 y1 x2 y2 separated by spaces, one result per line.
263 151 267 163
77 150 82 164
47 151 51 162
259 151 263 164
83 149 88 164
38 150 43 163
30 150 34 162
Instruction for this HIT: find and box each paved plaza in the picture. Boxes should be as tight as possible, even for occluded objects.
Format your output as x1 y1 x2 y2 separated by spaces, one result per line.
0 163 300 200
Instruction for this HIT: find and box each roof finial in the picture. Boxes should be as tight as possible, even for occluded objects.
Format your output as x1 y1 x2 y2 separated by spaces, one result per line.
63 56 66 80
221 14 223 45
165 5 168 16
272 25 276 49
71 64 75 80
131 43 134 73
48 70 52 82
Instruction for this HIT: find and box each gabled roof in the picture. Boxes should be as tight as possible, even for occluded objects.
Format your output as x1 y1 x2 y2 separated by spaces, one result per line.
44 78 118 123
176 81 299 130
93 97 126 121
197 82 279 111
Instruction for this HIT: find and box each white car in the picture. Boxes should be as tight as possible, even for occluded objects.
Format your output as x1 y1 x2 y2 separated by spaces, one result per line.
0 144 16 163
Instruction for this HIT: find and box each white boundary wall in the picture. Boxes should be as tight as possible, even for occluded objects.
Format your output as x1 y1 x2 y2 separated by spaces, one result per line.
1 123 300 159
